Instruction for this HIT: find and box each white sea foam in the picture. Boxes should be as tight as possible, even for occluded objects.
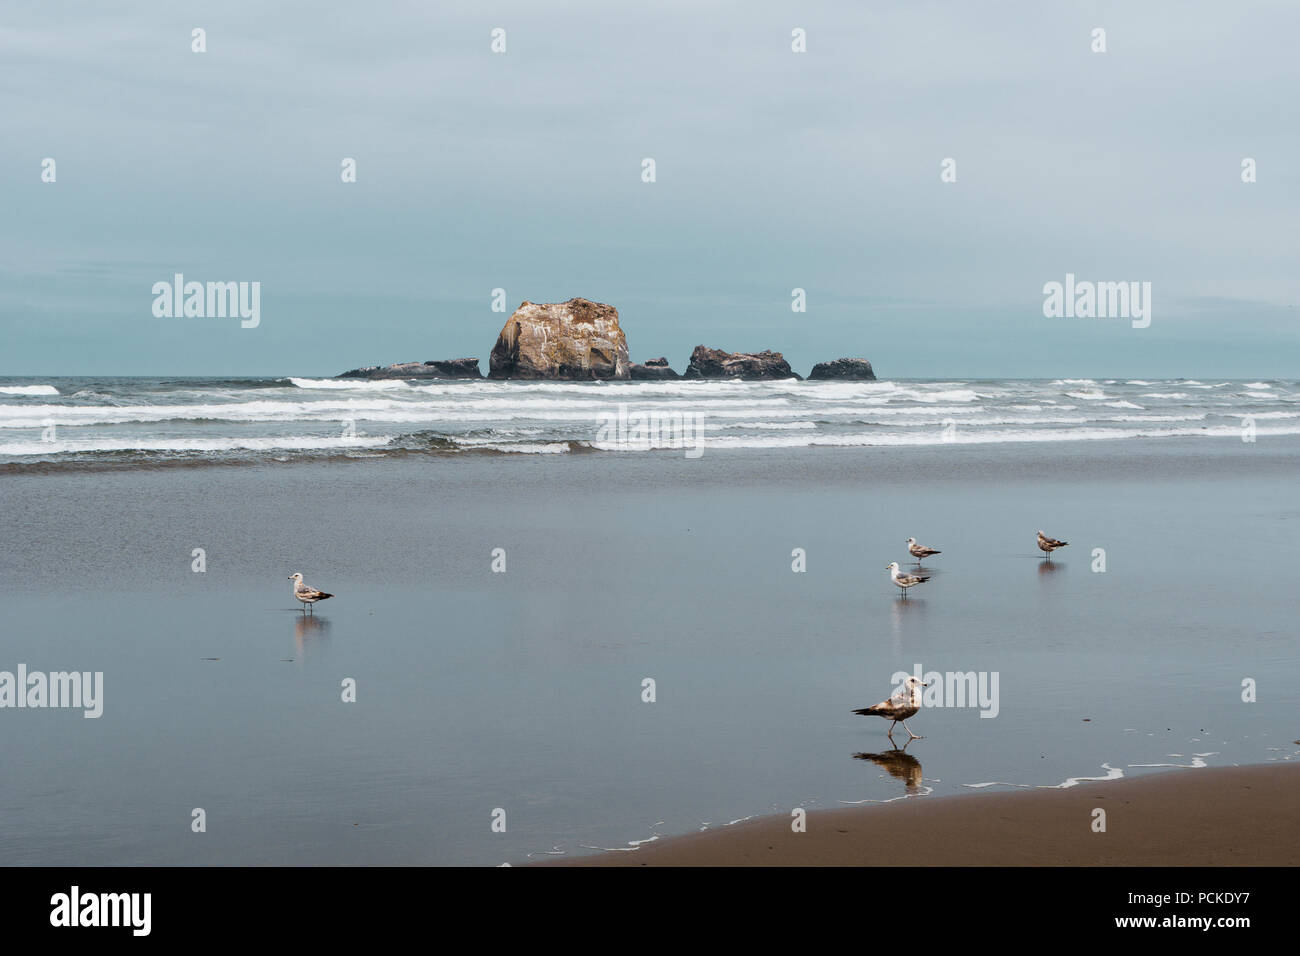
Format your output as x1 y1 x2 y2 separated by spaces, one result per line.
0 384 59 396
287 377 410 390
0 435 393 456
450 440 574 454
709 421 817 430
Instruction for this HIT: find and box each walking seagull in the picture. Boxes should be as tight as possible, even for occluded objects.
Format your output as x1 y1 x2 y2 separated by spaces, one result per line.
853 676 929 742
886 561 930 598
905 537 941 564
1036 530 1068 560
288 572 334 613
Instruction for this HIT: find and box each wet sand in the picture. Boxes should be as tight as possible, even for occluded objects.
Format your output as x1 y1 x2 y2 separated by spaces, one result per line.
545 764 1300 866
3 445 1297 864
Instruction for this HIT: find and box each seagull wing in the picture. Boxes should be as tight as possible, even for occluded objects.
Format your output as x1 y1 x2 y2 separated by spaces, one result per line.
852 695 900 717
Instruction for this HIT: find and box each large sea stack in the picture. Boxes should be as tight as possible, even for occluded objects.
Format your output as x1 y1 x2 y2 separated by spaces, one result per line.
488 298 630 380
808 358 876 381
683 345 800 381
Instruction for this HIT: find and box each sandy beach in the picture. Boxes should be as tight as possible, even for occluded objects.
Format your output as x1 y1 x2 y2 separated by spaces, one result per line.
546 763 1300 866
2 440 1297 865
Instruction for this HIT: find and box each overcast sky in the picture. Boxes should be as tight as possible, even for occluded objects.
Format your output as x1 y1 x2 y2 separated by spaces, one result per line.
2 1 1297 378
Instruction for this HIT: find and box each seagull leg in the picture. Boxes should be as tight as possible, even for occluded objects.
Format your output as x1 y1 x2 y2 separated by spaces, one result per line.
887 721 897 742
902 720 922 740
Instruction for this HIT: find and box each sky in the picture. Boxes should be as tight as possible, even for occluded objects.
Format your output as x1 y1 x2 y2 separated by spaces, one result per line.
2 0 1297 378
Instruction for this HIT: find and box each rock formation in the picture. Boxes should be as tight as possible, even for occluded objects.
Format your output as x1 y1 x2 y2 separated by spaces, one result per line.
808 358 876 381
683 346 801 381
489 298 630 380
337 359 482 379
629 357 681 380
337 303 874 385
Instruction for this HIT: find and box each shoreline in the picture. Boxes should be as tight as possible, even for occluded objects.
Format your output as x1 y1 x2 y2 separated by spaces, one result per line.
3 430 1298 479
540 763 1300 866
3 421 1295 864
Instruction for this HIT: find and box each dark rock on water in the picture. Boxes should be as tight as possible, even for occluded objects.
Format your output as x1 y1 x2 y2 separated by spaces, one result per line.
683 345 801 381
489 298 630 380
421 358 484 378
630 357 681 380
338 358 482 379
808 358 876 381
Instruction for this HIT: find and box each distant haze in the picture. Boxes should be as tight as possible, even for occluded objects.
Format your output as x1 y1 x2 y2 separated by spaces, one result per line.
2 1 1297 378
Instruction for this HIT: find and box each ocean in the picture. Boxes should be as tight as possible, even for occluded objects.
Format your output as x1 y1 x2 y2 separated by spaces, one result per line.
0 377 1297 865
0 376 1295 467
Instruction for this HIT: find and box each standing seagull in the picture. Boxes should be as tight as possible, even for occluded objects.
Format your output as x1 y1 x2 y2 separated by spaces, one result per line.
886 561 930 599
288 572 334 613
1036 530 1068 560
853 676 930 742
905 537 941 564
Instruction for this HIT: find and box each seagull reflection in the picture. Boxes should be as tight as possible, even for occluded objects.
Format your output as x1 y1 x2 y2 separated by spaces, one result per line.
890 594 926 646
1038 558 1064 576
294 613 330 653
853 746 924 792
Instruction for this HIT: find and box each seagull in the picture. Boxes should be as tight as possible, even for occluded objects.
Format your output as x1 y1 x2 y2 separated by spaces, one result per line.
1036 530 1068 560
288 572 334 613
905 537 941 564
886 561 929 598
853 676 929 742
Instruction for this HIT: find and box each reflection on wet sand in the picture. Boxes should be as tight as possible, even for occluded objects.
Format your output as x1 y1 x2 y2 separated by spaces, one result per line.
889 596 927 651
294 613 330 654
853 746 924 792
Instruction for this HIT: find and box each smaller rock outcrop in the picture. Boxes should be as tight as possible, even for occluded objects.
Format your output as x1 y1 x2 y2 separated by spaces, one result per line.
683 346 800 381
337 359 482 380
808 358 876 381
629 357 681 380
